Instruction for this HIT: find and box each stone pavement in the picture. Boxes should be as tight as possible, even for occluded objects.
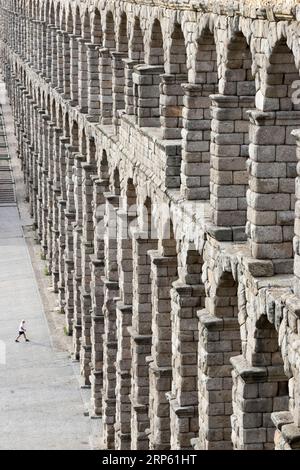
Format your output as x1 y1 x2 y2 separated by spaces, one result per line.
0 84 92 450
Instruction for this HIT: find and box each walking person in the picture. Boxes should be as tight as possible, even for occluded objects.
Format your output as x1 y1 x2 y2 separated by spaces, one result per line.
15 320 30 343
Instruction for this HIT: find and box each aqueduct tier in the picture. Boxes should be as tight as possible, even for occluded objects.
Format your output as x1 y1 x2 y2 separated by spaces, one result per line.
1 0 300 450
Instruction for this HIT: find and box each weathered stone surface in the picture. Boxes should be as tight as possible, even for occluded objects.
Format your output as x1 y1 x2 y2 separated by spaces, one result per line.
1 0 300 453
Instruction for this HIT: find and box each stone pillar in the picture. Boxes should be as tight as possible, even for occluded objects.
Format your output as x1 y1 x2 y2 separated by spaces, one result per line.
56 30 64 92
45 24 53 81
90 178 107 416
40 21 47 77
64 146 76 336
292 130 300 296
160 73 186 140
78 38 89 113
50 26 58 88
46 120 56 275
247 110 300 273
210 94 253 230
70 34 79 105
72 154 85 358
102 193 120 448
193 311 235 450
114 208 135 449
230 355 290 450
80 162 97 386
168 281 203 449
180 84 211 200
132 65 164 127
87 44 101 122
130 232 158 450
57 137 69 311
111 51 127 125
62 32 71 99
99 47 113 125
51 127 63 292
40 113 50 257
148 251 178 450
123 59 139 115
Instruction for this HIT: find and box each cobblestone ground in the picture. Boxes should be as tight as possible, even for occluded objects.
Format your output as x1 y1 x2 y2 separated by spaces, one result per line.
0 81 92 450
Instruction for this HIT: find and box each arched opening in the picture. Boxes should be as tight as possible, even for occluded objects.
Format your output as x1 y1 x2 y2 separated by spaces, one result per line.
88 136 97 165
248 38 300 272
71 120 79 150
80 129 87 156
64 112 70 139
112 167 121 196
99 150 109 183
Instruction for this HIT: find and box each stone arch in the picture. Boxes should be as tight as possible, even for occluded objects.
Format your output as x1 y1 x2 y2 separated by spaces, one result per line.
99 149 109 182
80 128 87 156
58 105 63 129
198 269 242 449
71 120 79 150
64 112 70 138
181 27 217 201
51 98 56 124
247 38 300 273
231 314 290 450
88 136 97 165
210 31 255 231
